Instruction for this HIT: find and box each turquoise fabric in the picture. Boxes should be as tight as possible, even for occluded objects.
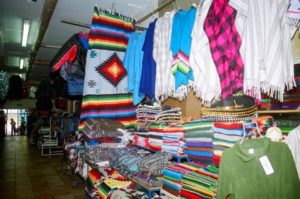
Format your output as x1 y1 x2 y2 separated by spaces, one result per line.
217 138 300 199
123 31 146 105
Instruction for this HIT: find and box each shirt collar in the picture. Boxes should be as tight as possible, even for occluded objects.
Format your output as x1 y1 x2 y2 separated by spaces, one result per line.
234 138 270 162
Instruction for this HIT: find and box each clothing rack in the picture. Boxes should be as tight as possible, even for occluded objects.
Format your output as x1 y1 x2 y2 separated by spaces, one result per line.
60 18 146 31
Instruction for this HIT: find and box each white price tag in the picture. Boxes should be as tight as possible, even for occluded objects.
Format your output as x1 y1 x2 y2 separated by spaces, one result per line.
259 155 274 175
248 148 254 154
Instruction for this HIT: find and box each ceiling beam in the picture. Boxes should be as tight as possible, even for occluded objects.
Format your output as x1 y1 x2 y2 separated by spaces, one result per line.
27 0 58 82
32 60 50 66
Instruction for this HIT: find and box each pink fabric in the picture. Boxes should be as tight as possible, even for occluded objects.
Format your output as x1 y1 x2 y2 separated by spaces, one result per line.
204 0 244 99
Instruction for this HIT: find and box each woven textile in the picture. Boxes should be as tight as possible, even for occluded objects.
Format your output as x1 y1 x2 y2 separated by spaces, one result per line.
80 7 136 130
204 0 244 100
89 7 134 51
79 94 136 129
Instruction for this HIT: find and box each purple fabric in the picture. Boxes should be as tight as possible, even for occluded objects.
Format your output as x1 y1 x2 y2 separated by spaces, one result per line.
186 141 213 148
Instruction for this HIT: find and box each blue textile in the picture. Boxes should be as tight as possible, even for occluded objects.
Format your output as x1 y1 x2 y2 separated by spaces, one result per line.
139 19 157 99
170 7 196 56
214 127 244 136
163 169 184 180
185 150 213 157
163 179 181 191
124 31 147 105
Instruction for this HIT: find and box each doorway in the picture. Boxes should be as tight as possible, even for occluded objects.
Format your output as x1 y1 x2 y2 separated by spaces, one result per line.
5 109 27 136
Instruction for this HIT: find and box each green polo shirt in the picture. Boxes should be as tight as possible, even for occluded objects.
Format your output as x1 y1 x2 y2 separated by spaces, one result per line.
217 138 300 199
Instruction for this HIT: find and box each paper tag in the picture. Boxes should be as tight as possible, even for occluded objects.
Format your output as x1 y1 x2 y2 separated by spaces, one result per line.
248 148 254 154
259 155 274 175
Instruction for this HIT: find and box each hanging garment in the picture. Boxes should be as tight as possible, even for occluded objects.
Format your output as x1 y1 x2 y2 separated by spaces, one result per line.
232 0 295 101
50 33 88 73
139 19 157 100
285 125 300 179
153 10 176 102
217 138 300 199
204 0 244 100
123 31 147 106
170 6 196 92
79 7 136 130
189 1 221 105
0 71 9 102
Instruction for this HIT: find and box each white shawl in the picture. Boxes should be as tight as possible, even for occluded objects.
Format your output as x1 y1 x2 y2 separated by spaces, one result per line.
189 1 221 106
233 0 295 101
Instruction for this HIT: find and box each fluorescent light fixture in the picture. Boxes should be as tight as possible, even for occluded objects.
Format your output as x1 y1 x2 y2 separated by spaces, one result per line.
20 58 24 69
22 20 30 47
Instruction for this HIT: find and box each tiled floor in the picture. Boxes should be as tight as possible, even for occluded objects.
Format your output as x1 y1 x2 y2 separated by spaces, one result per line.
0 136 85 199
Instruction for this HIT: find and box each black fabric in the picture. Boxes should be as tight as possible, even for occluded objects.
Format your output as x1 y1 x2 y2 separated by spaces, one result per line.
211 93 255 108
8 75 23 100
35 80 53 112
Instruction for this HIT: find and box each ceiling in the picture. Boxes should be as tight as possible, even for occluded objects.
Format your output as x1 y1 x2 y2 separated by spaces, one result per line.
0 0 159 85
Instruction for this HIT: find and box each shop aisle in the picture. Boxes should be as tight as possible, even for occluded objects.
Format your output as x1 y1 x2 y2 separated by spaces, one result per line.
0 136 84 199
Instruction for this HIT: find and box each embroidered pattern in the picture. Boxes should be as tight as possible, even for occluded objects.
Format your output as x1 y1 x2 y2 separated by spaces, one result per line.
96 53 127 87
88 80 96 88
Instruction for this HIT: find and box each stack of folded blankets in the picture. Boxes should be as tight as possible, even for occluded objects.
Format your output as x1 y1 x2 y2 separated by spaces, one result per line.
133 123 186 154
161 163 199 198
136 104 161 130
82 118 124 142
132 133 151 150
212 122 245 166
183 121 214 165
180 164 218 199
275 118 300 135
155 107 182 124
150 123 185 155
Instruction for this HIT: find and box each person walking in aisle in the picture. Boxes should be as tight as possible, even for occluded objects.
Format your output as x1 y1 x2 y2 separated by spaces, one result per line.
10 118 16 135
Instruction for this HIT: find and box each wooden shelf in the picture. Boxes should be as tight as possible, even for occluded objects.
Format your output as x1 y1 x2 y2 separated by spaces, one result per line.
257 109 300 114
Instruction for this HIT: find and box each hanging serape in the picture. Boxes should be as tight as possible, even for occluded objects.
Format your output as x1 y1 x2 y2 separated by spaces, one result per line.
204 0 244 100
79 7 136 130
170 6 196 97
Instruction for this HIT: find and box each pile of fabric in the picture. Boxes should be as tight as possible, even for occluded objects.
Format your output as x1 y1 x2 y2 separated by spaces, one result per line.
161 163 199 198
154 107 182 124
181 164 218 198
212 122 245 166
183 121 214 165
136 104 161 130
133 123 186 155
150 123 185 154
104 150 173 188
275 118 300 135
132 133 151 150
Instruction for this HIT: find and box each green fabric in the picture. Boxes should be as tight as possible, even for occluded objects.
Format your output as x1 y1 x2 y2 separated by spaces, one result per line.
185 132 213 138
217 138 300 199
